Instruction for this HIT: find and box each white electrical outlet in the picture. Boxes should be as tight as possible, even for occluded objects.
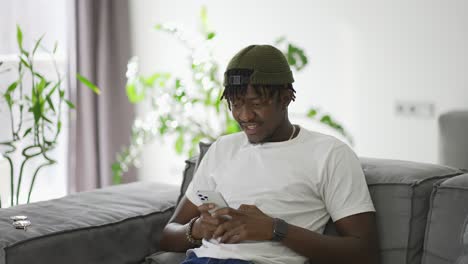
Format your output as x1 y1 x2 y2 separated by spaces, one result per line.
395 101 435 118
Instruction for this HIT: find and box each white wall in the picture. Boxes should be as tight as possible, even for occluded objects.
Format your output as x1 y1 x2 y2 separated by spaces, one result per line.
129 0 468 184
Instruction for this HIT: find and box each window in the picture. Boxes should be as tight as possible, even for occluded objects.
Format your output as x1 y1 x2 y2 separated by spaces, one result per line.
0 0 70 206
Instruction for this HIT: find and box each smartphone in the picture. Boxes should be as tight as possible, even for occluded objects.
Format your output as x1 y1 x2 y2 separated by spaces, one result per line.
196 190 229 214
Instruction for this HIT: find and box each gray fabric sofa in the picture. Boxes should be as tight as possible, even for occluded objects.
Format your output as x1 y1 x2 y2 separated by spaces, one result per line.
1 153 468 264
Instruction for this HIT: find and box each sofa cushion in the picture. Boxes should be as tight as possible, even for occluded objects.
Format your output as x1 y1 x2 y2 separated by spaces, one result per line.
0 182 179 264
455 216 468 264
422 173 468 264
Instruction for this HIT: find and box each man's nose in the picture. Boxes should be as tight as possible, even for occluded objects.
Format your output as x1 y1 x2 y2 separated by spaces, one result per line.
238 105 256 122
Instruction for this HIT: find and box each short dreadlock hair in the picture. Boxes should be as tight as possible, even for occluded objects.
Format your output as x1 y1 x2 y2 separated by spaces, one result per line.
221 69 296 110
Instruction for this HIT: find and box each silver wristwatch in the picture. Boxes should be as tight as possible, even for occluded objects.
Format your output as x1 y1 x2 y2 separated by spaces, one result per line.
272 218 288 241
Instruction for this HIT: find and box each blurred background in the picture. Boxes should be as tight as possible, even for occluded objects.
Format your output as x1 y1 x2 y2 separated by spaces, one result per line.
0 0 467 206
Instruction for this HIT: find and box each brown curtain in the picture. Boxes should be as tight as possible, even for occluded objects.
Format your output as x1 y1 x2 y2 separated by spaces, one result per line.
67 0 136 192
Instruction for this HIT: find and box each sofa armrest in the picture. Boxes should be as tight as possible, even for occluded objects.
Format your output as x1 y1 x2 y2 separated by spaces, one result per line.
0 182 178 264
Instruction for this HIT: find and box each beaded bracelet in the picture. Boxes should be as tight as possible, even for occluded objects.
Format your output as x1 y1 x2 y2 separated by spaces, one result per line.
186 217 202 246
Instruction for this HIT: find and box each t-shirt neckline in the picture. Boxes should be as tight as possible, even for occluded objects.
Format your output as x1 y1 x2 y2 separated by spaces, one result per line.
242 125 303 148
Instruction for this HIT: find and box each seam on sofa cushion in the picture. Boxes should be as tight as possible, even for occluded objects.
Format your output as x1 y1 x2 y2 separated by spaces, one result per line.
414 172 463 185
424 251 454 263
4 206 175 255
422 181 441 264
457 216 468 264
407 175 458 264
462 216 468 257
436 185 468 191
422 177 468 264
367 172 462 186
405 183 416 264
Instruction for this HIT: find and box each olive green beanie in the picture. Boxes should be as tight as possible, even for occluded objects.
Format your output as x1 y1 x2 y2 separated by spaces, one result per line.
223 45 294 87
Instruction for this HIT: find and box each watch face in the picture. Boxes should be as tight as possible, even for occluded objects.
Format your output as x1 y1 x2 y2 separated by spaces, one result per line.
272 218 288 241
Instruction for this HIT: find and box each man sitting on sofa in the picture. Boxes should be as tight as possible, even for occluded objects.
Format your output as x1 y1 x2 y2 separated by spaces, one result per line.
160 44 379 264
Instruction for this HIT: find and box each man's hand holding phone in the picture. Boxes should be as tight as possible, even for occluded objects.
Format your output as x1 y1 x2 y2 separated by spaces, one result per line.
192 203 229 241
192 191 274 244
191 191 231 241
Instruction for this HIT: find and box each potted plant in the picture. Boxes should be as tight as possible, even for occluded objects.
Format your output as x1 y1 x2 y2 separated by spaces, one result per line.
111 7 353 183
0 25 99 208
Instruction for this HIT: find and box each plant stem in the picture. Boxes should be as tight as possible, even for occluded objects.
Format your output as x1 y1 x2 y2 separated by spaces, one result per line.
27 159 54 203
1 141 16 207
17 70 24 136
8 103 17 140
16 156 30 205
51 56 62 142
16 145 42 205
6 156 14 207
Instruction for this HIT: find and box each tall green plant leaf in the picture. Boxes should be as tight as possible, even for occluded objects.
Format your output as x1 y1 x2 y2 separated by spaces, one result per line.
20 57 31 69
53 41 58 54
36 78 47 95
41 114 53 124
32 34 45 55
16 25 23 51
7 81 18 93
65 100 75 109
307 108 317 118
31 101 42 124
77 74 101 94
225 118 241 134
175 133 185 154
3 94 13 107
111 162 123 184
23 128 32 137
46 95 55 112
23 127 32 137
126 83 145 103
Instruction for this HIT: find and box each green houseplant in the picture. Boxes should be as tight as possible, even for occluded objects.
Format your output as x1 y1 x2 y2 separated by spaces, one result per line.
111 7 353 183
0 25 100 208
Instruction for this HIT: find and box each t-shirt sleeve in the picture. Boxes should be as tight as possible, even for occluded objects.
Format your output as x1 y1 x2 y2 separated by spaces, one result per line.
185 141 218 206
321 143 375 222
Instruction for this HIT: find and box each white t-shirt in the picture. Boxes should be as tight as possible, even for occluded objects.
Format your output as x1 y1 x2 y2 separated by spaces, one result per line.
185 126 375 264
